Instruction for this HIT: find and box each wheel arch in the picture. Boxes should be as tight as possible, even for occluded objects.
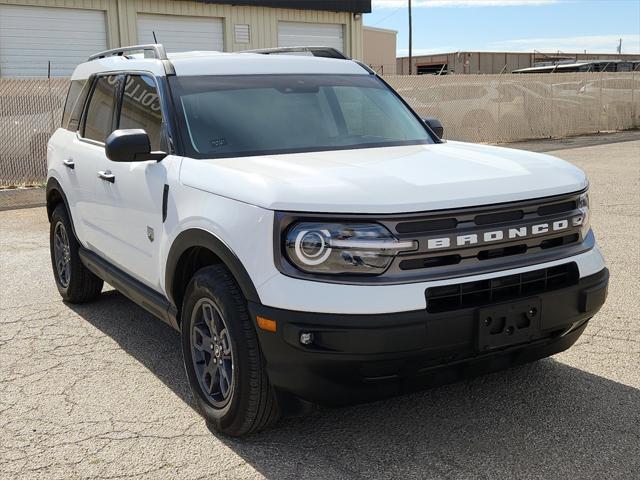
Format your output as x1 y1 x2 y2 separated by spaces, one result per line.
45 178 79 241
166 229 260 322
46 177 67 220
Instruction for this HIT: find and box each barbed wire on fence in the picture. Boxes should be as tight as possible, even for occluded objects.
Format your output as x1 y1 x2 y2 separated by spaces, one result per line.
0 72 638 186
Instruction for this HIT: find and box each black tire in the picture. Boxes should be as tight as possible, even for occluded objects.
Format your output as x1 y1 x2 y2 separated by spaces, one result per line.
49 204 103 303
181 265 280 436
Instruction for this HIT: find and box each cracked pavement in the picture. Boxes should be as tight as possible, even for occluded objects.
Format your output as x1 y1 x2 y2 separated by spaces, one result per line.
1 139 639 479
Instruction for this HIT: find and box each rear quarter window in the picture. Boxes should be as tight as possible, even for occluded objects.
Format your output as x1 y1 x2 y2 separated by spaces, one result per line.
62 79 89 131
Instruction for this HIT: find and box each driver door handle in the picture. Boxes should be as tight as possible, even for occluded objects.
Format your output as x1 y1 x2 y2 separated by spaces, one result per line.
63 158 75 169
97 170 115 184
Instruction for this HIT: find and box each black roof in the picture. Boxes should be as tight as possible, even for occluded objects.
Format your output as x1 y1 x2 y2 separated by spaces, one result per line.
196 1 371 13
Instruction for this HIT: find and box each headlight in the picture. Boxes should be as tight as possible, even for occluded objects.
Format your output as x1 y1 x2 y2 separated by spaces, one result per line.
285 222 417 275
573 191 590 237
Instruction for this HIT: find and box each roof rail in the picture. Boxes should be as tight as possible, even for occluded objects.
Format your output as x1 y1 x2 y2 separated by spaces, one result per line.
87 44 175 75
88 44 168 61
242 46 350 60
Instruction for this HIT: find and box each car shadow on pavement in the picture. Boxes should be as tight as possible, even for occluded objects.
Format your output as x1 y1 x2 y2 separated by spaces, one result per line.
71 290 640 480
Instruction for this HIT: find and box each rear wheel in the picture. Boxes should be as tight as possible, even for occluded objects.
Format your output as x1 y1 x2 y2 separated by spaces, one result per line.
181 265 280 436
49 204 103 303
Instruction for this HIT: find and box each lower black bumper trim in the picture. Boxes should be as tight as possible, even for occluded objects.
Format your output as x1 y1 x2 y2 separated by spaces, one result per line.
250 267 608 405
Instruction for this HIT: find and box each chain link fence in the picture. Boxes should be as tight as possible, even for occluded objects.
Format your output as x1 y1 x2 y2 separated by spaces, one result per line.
385 71 640 144
1 72 639 186
0 78 67 186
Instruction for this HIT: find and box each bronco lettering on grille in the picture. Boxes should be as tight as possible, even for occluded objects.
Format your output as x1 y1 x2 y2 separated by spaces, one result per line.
425 216 583 250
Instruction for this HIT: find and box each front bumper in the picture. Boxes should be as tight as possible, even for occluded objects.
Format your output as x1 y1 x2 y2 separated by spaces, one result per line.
249 267 609 405
256 246 606 314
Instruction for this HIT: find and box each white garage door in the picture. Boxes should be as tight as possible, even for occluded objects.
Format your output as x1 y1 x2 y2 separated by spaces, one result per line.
278 22 344 53
137 14 224 53
0 5 107 77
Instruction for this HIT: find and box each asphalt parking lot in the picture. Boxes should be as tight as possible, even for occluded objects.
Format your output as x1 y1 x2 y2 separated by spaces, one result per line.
1 138 639 479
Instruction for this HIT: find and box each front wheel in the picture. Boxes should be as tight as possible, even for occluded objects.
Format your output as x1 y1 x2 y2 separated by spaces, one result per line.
181 265 279 436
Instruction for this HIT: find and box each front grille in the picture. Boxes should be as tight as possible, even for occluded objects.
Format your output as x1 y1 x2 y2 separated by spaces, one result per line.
395 195 578 235
540 233 579 250
399 254 461 270
388 191 588 277
396 217 457 234
425 263 579 313
537 200 577 216
474 209 524 225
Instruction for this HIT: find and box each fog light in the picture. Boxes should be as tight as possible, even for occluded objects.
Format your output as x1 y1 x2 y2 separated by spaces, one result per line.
299 332 314 345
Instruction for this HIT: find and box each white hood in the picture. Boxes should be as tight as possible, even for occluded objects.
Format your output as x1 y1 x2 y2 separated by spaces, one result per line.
179 141 588 214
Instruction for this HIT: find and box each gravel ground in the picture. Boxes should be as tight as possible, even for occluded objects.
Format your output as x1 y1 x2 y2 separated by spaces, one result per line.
1 140 638 480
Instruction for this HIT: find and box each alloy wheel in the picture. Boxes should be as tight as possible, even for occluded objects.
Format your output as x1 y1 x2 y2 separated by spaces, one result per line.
53 221 71 288
190 298 235 408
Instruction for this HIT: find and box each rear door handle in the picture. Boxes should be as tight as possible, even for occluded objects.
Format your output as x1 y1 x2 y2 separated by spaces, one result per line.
97 170 115 183
63 159 75 169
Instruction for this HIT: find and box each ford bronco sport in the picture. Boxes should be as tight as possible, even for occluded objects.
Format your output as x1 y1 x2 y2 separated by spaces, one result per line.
46 45 609 436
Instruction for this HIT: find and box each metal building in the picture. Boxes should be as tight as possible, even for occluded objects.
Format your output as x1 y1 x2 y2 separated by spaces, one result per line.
363 26 397 75
0 0 371 77
397 51 640 75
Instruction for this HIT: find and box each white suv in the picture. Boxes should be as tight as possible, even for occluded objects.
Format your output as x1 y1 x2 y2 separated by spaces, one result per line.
47 45 609 436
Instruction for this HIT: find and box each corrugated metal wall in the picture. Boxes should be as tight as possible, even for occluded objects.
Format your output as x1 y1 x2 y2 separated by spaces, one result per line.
397 52 640 75
0 0 119 48
0 3 109 76
0 0 363 58
363 26 396 74
397 52 534 75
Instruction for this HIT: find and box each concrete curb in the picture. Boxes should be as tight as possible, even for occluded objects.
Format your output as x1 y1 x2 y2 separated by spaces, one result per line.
0 187 45 211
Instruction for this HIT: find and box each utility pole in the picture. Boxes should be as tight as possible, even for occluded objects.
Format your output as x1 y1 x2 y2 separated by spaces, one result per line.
408 0 413 74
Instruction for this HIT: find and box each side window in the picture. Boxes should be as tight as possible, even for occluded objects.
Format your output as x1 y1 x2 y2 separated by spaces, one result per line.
61 79 88 131
83 75 118 143
118 75 163 150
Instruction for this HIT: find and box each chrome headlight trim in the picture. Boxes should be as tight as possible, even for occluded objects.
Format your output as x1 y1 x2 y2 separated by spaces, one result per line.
285 222 417 275
576 191 590 236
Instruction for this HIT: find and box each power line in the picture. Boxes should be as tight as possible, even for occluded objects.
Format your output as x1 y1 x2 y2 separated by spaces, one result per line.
409 0 413 74
369 6 403 26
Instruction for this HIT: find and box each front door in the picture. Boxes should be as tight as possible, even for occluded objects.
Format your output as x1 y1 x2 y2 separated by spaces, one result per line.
92 74 170 289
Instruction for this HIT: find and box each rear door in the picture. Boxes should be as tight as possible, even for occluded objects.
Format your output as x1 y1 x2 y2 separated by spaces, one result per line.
69 74 119 249
92 73 170 288
50 79 94 244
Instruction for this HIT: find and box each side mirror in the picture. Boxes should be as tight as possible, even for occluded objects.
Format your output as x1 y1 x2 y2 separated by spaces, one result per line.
423 117 444 139
105 129 167 162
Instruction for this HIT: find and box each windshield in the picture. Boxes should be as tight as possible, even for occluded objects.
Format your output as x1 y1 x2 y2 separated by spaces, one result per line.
169 74 434 158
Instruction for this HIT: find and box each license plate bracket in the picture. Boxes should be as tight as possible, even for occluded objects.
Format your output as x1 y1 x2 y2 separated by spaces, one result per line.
477 297 542 351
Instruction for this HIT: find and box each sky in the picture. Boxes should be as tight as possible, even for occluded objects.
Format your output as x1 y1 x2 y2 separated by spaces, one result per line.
364 0 640 57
